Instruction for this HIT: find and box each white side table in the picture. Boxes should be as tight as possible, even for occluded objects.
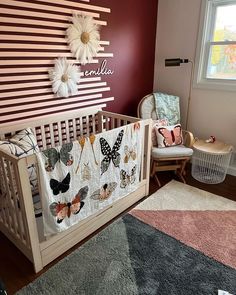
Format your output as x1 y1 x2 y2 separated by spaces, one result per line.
191 139 233 184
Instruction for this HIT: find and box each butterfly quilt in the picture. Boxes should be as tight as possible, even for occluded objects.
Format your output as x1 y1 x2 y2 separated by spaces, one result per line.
36 121 144 236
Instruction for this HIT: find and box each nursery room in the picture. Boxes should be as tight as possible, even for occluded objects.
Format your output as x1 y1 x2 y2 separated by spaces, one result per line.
0 0 235 294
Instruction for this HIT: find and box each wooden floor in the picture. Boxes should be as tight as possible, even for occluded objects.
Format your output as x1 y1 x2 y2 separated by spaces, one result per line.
1 166 236 295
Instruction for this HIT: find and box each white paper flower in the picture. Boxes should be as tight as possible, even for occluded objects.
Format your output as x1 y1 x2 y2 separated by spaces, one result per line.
67 14 101 65
49 57 80 98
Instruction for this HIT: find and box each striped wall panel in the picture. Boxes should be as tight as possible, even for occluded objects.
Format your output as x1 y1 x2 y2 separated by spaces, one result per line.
0 0 114 125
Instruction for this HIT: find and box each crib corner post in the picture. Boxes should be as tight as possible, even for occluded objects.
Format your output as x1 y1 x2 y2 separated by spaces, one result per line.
17 157 43 273
143 119 152 196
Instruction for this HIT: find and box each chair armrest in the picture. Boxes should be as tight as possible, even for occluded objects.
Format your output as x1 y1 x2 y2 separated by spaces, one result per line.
182 130 195 148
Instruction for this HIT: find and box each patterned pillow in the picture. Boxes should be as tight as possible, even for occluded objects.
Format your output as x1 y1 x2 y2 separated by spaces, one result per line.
155 124 183 148
0 128 39 191
152 119 169 146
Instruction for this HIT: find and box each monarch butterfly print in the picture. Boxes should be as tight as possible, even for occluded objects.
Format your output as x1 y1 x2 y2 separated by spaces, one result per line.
50 186 88 223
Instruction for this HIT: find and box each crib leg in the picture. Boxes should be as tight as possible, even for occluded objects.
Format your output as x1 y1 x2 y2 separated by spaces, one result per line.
33 257 43 273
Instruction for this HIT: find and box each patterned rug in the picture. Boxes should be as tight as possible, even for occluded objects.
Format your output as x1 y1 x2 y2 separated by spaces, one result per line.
16 181 236 295
131 180 236 270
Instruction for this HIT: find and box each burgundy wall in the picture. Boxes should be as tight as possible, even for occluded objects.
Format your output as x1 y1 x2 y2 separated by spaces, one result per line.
89 0 158 117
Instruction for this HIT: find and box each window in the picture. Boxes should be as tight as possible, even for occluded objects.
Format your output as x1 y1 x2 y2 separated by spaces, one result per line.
194 0 236 91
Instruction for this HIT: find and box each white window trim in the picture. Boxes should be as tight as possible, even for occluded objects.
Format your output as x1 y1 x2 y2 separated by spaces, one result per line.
193 0 236 92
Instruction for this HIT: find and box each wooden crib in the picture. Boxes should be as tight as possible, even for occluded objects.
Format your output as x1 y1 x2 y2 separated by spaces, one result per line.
0 106 152 273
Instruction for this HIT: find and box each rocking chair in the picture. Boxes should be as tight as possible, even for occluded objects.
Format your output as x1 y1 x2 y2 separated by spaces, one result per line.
137 93 194 186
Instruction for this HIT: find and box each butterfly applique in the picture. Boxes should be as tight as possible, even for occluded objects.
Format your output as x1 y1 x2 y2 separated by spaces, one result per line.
90 182 117 201
50 173 70 195
42 142 73 172
82 162 91 181
49 186 88 223
124 145 137 163
158 124 183 147
120 165 136 188
100 130 124 175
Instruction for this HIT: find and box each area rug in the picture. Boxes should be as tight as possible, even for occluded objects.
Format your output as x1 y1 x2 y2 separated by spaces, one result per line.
16 181 236 295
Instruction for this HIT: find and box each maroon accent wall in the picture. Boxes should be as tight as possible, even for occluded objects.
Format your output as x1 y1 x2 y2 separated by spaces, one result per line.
88 0 158 117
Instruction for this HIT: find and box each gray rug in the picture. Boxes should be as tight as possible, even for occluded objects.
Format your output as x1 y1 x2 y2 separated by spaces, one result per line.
16 214 236 295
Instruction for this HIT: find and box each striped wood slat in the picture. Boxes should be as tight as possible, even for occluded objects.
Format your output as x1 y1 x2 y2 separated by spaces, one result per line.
0 0 113 124
0 98 113 122
0 86 111 100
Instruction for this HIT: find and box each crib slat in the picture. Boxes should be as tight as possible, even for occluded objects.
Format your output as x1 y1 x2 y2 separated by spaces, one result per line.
85 116 89 136
105 116 109 131
0 158 7 226
57 122 63 146
0 157 13 231
49 124 55 147
12 163 31 246
5 161 18 235
11 163 26 241
97 113 103 133
116 118 121 127
65 120 70 142
111 117 115 130
92 115 96 134
79 117 83 137
72 119 77 140
40 126 47 150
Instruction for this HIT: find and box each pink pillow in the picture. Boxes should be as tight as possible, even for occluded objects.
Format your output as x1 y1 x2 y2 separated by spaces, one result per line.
152 119 168 146
155 124 183 148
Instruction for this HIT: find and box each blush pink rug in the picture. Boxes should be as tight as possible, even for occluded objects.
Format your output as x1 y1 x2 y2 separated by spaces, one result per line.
130 181 236 270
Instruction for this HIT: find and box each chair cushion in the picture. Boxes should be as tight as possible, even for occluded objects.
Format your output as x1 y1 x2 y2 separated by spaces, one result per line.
152 145 193 158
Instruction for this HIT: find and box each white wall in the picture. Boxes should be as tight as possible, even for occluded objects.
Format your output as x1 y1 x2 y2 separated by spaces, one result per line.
154 0 236 150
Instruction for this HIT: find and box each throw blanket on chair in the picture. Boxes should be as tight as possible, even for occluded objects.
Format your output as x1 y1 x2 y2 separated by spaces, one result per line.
36 122 143 236
153 92 180 125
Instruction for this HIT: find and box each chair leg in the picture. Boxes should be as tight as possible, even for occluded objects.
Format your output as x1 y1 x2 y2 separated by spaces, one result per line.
150 160 161 186
176 170 186 184
154 173 161 187
150 159 156 178
176 159 189 184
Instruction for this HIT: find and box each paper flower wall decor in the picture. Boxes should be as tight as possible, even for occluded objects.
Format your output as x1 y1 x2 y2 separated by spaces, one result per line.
49 57 80 98
67 14 102 65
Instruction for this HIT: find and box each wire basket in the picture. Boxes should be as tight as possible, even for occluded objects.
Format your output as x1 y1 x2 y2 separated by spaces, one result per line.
191 148 232 184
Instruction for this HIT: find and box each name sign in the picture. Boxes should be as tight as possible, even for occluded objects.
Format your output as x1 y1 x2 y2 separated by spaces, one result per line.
84 59 114 76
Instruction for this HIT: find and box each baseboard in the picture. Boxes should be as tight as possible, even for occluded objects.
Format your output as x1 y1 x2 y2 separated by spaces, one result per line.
228 152 236 177
227 165 236 176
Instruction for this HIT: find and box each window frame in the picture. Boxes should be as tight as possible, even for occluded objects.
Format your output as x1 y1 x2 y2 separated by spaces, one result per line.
194 0 236 91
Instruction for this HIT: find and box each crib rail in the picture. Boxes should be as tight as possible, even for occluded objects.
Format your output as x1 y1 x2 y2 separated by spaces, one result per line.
98 111 139 132
34 113 99 150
